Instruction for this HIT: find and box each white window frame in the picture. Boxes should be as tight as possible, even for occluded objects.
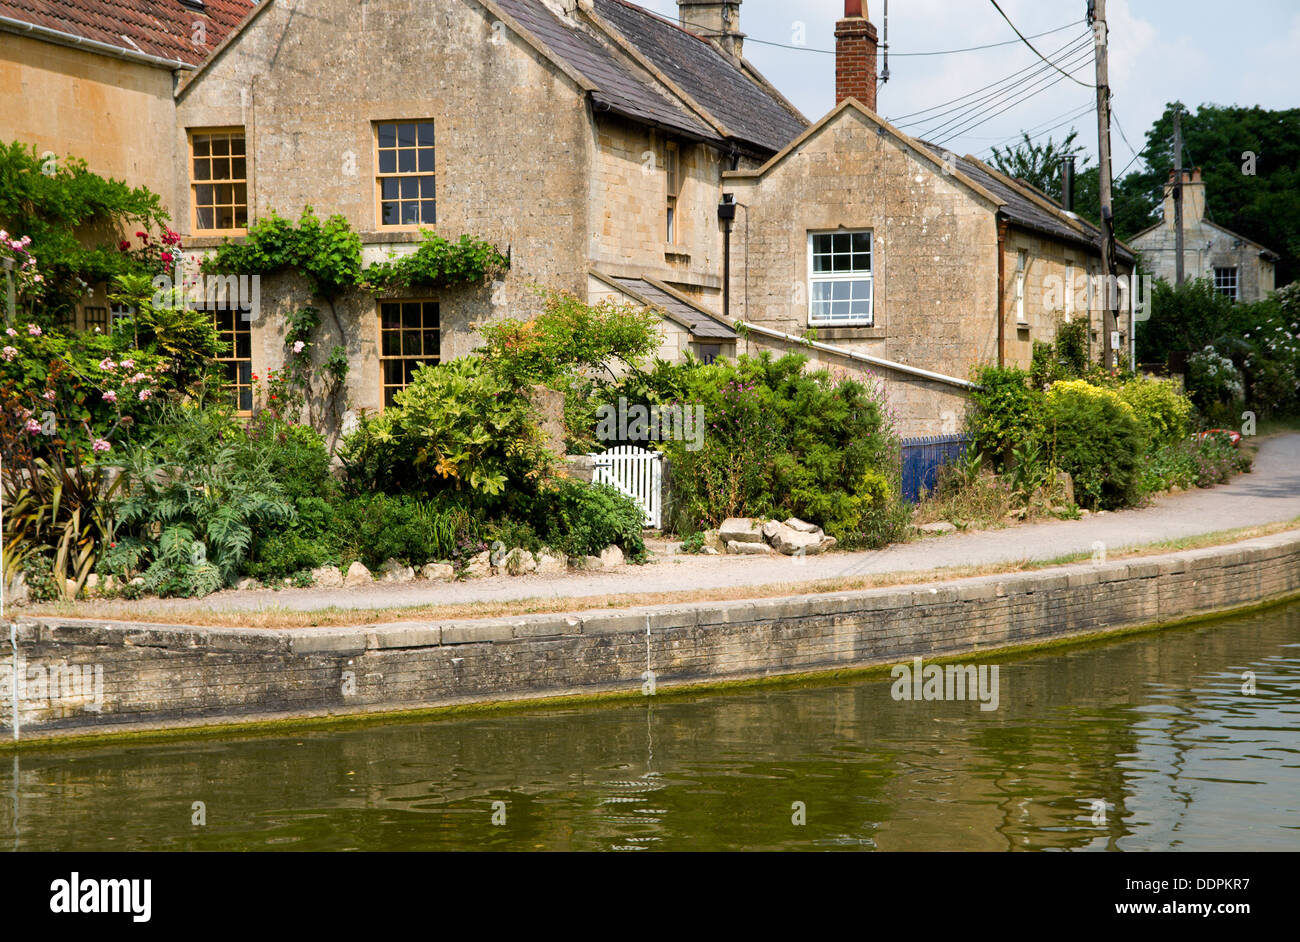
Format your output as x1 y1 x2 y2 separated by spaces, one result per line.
807 230 873 327
1015 250 1028 324
1213 266 1239 301
1064 262 1075 319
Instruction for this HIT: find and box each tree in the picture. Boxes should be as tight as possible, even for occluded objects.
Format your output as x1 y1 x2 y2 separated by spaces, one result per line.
989 130 1091 203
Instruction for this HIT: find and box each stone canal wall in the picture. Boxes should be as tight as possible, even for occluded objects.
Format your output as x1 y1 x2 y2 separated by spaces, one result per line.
4 530 1300 743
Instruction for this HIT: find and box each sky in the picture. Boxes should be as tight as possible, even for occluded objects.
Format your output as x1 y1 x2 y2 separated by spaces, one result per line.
638 0 1300 176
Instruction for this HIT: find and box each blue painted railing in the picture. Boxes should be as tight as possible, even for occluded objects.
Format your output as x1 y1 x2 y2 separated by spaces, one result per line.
900 434 970 503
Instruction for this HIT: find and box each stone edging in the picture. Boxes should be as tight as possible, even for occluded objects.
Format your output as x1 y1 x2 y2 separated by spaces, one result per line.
3 530 1299 743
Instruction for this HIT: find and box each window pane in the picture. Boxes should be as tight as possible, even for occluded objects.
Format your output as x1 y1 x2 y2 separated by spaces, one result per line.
382 330 401 356
381 178 400 200
851 232 871 253
212 136 230 156
403 330 422 355
812 233 832 256
381 302 401 329
216 207 234 230
397 124 417 148
192 136 211 157
418 123 435 146
401 202 419 224
851 280 872 300
382 202 400 226
230 136 245 156
402 303 422 327
216 183 234 204
832 233 850 254
383 360 405 385
379 150 396 174
831 281 850 301
852 252 871 271
418 147 435 172
232 157 246 179
398 149 417 173
211 157 232 181
234 184 247 206
196 207 215 230
420 201 436 223
378 124 396 148
194 159 211 181
234 207 248 228
420 176 436 198
196 184 214 205
400 177 418 199
832 253 852 272
423 329 440 355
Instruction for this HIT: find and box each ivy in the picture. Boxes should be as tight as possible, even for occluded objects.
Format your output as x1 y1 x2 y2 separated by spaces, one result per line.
361 232 509 292
203 211 507 298
203 207 361 298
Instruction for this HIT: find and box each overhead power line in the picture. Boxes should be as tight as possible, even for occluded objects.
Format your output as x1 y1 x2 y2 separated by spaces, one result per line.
987 0 1096 88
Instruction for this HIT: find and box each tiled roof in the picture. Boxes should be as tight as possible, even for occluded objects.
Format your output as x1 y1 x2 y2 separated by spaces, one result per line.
0 0 256 66
495 0 720 144
592 0 806 154
604 274 737 339
920 142 1135 263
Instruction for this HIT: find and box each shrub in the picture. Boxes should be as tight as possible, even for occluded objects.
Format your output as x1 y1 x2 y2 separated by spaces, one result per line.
658 353 904 547
536 480 646 560
1118 376 1193 447
1044 380 1145 510
329 494 468 569
1186 346 1244 411
967 366 1045 468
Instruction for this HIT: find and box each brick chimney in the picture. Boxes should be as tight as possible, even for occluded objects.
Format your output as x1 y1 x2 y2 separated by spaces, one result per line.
835 0 878 110
678 0 745 58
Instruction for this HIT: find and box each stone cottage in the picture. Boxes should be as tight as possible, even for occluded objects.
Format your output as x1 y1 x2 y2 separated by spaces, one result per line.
1129 168 1278 301
3 0 1139 436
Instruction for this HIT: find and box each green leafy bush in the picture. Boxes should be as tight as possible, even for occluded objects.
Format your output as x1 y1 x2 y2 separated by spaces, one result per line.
1118 376 1193 447
967 366 1045 468
537 481 646 560
329 494 468 569
1044 380 1146 510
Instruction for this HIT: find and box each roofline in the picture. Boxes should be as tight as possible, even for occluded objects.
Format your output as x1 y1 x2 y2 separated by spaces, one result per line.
736 321 982 390
579 3 734 143
722 98 1004 210
640 274 737 336
589 269 735 340
0 14 195 71
176 0 275 99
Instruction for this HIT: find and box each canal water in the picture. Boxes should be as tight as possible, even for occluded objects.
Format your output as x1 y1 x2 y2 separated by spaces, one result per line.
2 602 1298 851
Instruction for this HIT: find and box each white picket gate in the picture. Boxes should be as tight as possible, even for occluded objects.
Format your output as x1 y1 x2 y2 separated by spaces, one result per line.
588 445 663 528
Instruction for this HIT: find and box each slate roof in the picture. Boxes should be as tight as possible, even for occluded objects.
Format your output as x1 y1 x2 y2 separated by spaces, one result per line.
494 0 720 144
919 142 1135 263
604 274 737 339
592 0 806 154
0 0 257 66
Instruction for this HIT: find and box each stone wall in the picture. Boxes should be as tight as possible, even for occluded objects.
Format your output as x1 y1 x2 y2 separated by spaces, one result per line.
4 531 1298 743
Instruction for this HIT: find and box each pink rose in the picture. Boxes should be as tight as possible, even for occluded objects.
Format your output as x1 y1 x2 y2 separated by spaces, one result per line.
292 340 305 354
129 372 146 383
92 439 111 453
4 328 14 337
42 390 54 401
26 324 41 336
138 389 152 401
103 390 117 403
23 418 40 434
2 346 16 361
99 357 116 371
121 359 134 370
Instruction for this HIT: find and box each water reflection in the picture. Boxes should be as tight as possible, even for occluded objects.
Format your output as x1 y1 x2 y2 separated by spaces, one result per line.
1 604 1297 851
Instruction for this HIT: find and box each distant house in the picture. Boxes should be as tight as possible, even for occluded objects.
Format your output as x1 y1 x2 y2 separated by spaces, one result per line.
1129 168 1278 301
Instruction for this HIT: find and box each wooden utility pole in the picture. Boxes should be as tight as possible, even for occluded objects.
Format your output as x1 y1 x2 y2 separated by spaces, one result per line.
1173 105 1185 285
1091 0 1117 368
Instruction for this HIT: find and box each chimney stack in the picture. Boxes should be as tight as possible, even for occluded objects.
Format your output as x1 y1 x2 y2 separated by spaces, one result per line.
678 0 745 58
835 0 878 110
1164 166 1205 223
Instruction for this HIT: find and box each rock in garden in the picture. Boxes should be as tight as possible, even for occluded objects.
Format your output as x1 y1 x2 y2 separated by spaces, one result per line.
1055 471 1075 506
917 521 957 535
819 536 838 552
464 552 493 578
84 573 100 594
576 555 604 570
719 518 764 544
767 524 827 556
420 563 455 581
343 562 372 587
311 565 344 588
504 548 537 576
702 530 726 553
379 558 415 583
783 517 821 534
600 545 624 568
235 576 257 590
701 546 721 556
534 553 566 575
727 539 774 555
